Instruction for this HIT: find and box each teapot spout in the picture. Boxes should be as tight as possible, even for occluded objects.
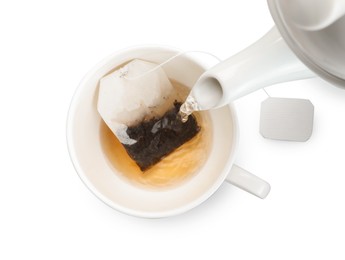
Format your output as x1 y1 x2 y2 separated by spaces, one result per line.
190 26 315 110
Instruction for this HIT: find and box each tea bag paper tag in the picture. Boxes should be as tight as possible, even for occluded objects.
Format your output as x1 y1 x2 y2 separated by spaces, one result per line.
260 97 314 142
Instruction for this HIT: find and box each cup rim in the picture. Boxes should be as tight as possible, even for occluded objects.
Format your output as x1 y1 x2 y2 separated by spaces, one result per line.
66 45 239 218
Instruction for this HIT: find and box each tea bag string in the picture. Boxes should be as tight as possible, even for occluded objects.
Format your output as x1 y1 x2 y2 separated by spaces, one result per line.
262 87 271 97
122 50 221 80
122 50 271 97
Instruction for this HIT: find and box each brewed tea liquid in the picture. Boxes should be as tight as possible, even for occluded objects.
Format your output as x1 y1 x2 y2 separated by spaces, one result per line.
100 80 213 189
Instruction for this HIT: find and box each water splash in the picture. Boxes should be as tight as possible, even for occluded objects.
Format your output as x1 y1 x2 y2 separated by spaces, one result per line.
178 95 200 123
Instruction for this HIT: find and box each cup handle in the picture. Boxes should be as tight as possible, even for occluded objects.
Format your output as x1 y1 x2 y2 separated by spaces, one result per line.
225 164 271 199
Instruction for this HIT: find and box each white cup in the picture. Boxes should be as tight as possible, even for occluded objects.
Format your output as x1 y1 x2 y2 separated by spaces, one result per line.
67 46 271 218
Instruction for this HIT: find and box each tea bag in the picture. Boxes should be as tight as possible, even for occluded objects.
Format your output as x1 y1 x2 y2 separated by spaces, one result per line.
98 59 200 171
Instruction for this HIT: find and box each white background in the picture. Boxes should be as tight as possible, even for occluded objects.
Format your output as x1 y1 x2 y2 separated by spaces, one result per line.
1 0 345 259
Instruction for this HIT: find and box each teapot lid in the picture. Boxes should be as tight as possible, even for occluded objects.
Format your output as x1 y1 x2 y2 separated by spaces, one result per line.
267 0 345 88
